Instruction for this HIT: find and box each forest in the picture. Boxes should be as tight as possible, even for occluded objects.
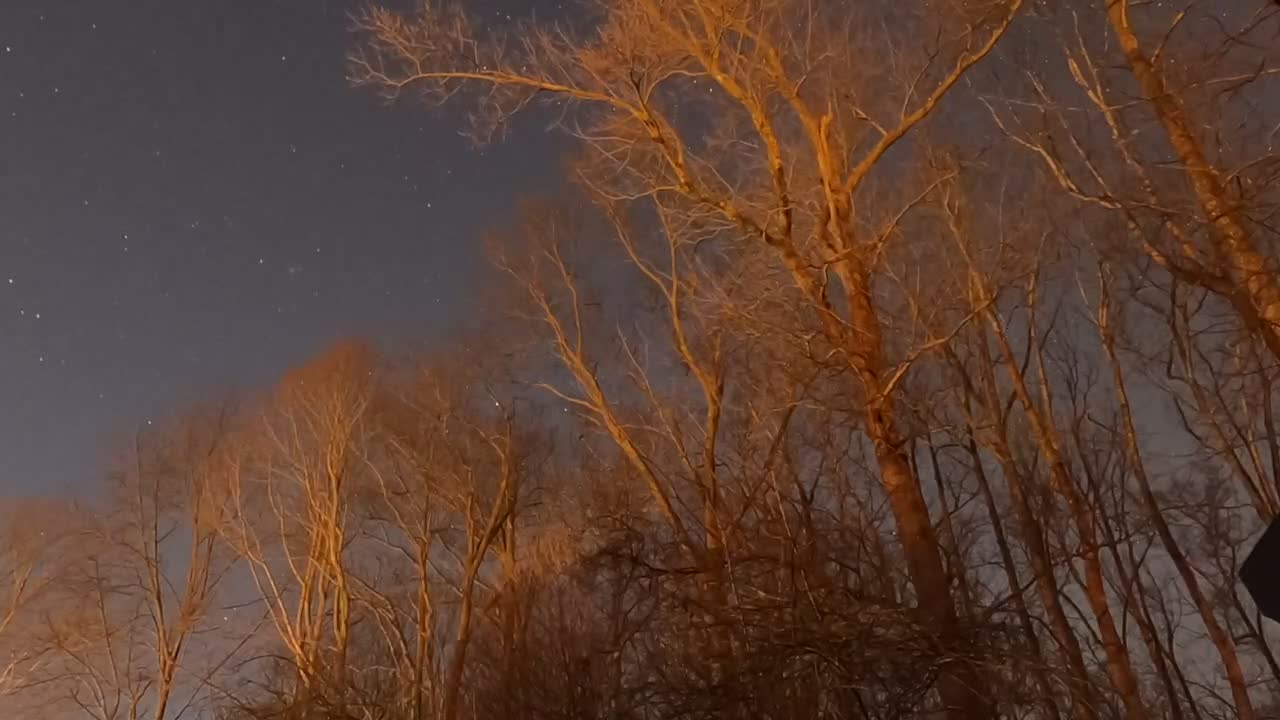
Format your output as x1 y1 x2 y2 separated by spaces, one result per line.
2 1 1279 718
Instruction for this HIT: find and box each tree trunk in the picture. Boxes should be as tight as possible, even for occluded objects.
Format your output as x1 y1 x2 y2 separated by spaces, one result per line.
986 309 1148 720
966 432 1064 720
1104 0 1280 362
844 269 993 719
1097 281 1257 720
968 334 1097 720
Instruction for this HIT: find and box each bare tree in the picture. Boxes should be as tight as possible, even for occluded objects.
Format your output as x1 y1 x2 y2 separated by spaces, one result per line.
19 412 246 720
220 341 375 698
0 501 73 706
351 2 1031 714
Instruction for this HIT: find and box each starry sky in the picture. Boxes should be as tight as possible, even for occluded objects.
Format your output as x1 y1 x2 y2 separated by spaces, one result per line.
0 0 563 496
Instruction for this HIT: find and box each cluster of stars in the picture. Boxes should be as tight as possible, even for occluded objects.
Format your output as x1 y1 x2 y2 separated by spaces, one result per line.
0 0 565 494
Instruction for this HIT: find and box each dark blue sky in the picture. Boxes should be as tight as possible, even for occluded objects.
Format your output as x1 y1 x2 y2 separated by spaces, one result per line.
0 0 562 495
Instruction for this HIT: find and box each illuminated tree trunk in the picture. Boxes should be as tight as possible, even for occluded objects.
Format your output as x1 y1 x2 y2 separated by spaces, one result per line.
844 267 993 719
1104 0 1280 362
965 335 1097 720
985 306 1148 720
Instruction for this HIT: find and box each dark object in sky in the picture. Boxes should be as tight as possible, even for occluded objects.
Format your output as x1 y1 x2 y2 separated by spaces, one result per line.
1241 517 1280 622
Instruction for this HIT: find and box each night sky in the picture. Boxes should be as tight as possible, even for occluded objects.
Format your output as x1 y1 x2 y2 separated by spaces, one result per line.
0 0 562 495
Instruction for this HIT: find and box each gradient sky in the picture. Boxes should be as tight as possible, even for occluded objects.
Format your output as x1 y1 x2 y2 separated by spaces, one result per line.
0 0 563 495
